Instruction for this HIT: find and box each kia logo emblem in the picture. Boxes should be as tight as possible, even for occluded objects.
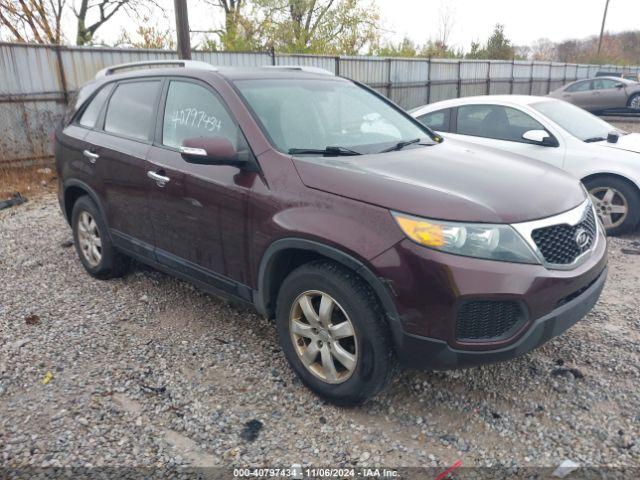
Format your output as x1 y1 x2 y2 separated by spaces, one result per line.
575 228 590 249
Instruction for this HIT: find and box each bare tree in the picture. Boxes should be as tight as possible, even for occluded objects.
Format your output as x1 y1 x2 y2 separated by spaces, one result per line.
531 38 556 61
74 0 162 45
436 2 454 51
0 0 66 43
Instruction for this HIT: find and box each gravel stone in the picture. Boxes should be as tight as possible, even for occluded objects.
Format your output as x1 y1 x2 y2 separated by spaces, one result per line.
1 120 639 468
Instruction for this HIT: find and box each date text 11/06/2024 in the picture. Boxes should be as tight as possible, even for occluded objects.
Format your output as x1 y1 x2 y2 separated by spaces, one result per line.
232 467 401 478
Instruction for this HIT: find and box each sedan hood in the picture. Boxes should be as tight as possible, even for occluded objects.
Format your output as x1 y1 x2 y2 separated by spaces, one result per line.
292 139 586 224
595 132 640 154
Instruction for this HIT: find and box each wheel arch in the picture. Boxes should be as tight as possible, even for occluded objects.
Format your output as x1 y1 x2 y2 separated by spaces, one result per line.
255 238 401 328
581 172 640 197
62 179 107 227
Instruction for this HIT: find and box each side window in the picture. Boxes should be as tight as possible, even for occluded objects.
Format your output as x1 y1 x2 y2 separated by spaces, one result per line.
416 109 449 132
104 81 161 141
456 105 545 142
162 81 239 149
78 84 113 128
593 79 618 90
566 81 591 92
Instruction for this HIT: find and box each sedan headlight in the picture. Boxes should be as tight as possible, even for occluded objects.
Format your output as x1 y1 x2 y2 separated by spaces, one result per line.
392 211 540 264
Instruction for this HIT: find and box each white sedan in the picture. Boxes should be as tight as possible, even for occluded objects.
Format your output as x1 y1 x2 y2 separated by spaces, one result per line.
411 95 640 235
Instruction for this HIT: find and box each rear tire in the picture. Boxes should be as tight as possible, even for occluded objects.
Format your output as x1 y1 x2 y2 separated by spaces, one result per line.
275 261 396 406
71 196 130 279
584 176 640 235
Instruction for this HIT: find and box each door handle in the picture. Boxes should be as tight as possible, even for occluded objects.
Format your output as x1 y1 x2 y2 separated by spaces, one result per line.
83 150 99 163
147 170 170 188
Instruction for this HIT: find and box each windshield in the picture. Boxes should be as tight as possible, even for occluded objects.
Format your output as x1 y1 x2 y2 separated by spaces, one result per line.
234 78 433 154
531 100 619 141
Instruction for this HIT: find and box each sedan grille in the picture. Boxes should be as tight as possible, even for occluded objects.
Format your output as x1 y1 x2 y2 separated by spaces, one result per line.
531 208 597 265
455 300 525 341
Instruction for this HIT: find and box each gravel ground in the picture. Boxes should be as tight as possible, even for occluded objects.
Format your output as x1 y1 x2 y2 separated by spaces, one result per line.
1 124 639 471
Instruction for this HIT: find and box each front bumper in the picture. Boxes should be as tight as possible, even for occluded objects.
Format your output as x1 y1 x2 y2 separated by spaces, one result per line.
393 266 606 369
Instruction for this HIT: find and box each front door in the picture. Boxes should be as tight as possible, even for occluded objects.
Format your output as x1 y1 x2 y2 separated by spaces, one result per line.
146 78 258 293
450 104 566 169
590 78 628 110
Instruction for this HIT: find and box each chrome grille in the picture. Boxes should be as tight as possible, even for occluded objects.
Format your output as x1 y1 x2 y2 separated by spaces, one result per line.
531 208 597 265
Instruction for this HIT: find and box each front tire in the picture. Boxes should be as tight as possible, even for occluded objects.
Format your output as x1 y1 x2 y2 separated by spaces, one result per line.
585 177 640 235
275 261 395 406
71 196 130 279
628 93 640 110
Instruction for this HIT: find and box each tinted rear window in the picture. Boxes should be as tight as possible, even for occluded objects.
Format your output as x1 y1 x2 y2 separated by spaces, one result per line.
78 84 113 128
416 109 449 132
104 81 160 141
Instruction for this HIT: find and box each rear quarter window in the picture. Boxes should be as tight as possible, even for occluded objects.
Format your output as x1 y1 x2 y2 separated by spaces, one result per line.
77 84 114 128
416 109 450 132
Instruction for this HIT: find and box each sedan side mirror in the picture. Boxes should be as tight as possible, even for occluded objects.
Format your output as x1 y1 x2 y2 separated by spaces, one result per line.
180 137 247 167
614 83 624 89
522 129 558 147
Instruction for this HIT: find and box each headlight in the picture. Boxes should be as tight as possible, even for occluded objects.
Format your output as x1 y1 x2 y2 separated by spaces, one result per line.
392 211 540 264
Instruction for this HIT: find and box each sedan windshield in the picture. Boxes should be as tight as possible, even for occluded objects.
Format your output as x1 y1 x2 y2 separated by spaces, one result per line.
234 78 434 154
531 100 622 142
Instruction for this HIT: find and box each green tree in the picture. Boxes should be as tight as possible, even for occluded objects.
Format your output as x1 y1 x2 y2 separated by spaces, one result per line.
485 24 514 59
252 0 381 54
465 24 514 60
201 0 260 51
374 37 419 57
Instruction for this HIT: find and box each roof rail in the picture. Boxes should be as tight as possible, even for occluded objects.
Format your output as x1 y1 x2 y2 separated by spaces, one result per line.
95 60 217 78
263 65 334 76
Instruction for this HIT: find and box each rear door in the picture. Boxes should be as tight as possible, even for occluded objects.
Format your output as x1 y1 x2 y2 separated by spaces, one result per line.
561 80 593 109
84 79 162 256
59 83 114 196
145 78 258 292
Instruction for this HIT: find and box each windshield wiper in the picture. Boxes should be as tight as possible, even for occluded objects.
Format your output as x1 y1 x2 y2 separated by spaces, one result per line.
584 136 607 143
380 138 423 153
288 146 362 156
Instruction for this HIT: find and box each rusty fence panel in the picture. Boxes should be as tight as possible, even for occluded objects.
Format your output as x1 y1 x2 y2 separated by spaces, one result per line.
1 41 638 167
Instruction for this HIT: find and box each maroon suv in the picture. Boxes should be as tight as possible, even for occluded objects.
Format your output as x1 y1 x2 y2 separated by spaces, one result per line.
55 60 607 405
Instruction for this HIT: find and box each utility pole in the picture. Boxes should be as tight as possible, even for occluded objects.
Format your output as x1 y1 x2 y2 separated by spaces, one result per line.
597 0 610 57
174 0 191 59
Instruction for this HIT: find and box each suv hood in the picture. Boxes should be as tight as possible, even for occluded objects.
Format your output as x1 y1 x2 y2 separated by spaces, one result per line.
595 132 640 154
292 139 586 224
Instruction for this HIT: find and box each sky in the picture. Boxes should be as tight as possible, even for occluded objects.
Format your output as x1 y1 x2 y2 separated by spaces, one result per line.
377 0 640 50
62 0 640 51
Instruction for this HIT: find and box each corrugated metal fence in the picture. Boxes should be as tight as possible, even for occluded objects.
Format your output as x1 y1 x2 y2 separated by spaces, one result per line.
2 41 639 167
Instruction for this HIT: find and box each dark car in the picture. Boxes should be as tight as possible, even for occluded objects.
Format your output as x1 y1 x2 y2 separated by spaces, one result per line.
56 60 608 405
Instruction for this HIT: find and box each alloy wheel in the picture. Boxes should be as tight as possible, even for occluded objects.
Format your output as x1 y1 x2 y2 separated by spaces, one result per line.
289 290 358 384
630 95 640 110
77 211 102 267
590 187 629 230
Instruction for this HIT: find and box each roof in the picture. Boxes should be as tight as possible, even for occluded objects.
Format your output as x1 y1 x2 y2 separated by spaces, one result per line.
412 95 556 112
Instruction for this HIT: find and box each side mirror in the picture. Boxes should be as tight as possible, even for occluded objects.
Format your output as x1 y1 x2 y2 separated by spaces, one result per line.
607 131 619 143
180 137 246 167
522 129 558 147
614 83 624 89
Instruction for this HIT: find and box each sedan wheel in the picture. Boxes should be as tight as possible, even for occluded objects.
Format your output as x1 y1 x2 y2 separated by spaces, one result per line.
590 187 628 230
629 94 640 110
289 290 358 385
